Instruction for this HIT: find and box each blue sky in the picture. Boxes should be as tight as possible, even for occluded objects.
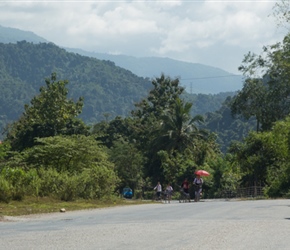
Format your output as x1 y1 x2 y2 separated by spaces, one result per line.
0 0 286 74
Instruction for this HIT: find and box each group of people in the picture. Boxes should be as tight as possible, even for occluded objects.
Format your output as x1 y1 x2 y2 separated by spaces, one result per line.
154 174 204 203
153 182 174 202
181 175 203 202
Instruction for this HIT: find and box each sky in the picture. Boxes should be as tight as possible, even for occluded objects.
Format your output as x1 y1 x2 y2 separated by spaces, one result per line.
0 0 287 74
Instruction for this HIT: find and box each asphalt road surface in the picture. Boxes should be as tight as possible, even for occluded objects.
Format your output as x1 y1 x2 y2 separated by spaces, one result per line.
1 199 290 250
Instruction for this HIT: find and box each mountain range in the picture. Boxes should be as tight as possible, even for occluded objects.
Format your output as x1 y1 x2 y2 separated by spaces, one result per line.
0 25 243 94
66 48 244 94
0 25 48 44
0 24 250 151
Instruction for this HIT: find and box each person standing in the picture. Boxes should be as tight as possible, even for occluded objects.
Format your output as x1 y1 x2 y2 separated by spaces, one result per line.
181 178 190 194
180 178 190 202
154 181 162 200
193 175 203 202
165 183 173 203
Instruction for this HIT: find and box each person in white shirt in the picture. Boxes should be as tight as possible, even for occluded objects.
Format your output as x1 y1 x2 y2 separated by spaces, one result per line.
193 175 203 202
154 181 162 200
165 183 173 203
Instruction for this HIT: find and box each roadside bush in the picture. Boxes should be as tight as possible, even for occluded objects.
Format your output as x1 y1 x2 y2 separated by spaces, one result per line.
1 135 120 201
37 167 62 197
57 174 80 201
37 165 119 201
1 167 26 201
78 164 119 199
37 168 79 201
24 169 42 197
144 190 155 200
0 176 12 203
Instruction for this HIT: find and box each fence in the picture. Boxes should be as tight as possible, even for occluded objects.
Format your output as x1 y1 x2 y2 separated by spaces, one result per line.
220 186 264 199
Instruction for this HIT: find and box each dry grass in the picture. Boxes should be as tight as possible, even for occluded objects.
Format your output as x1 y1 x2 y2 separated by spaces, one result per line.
0 196 146 218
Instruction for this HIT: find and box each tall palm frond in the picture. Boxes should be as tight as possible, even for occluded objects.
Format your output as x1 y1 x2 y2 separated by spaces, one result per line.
151 98 208 153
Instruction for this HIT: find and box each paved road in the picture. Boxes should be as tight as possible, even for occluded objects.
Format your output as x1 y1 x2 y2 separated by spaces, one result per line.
1 199 290 250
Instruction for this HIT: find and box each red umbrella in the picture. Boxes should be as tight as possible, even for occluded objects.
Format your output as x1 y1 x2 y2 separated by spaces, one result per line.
195 170 210 176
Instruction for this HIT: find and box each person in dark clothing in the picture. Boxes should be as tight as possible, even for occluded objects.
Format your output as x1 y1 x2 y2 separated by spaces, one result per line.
181 178 189 194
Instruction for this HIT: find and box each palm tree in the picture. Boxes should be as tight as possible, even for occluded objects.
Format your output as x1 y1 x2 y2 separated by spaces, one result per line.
152 98 208 153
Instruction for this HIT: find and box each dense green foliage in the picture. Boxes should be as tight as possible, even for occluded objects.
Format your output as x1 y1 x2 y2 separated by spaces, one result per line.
226 7 290 196
95 74 220 194
205 97 256 153
0 41 152 129
232 31 290 131
0 74 119 201
0 73 221 202
2 2 290 202
5 73 89 151
0 41 234 144
0 135 119 202
228 117 290 198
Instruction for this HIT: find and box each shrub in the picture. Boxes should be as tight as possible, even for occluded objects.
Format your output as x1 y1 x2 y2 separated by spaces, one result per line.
0 176 12 203
78 164 119 199
24 169 42 197
1 167 26 201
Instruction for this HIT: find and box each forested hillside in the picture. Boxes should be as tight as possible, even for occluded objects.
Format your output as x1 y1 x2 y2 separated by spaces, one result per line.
1 3 290 205
1 24 243 95
0 41 234 142
0 41 152 126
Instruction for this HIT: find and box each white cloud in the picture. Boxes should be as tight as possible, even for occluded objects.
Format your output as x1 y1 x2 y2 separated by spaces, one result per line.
0 0 285 73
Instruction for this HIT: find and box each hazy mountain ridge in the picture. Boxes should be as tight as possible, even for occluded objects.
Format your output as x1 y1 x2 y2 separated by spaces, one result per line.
0 24 245 150
67 48 244 94
0 24 243 94
0 25 48 44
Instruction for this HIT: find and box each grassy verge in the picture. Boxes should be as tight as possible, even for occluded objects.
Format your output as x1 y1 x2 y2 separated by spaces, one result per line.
0 196 146 217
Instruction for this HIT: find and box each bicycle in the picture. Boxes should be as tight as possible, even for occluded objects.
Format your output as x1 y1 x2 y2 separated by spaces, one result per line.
163 190 173 203
179 188 190 203
152 191 162 202
193 184 202 202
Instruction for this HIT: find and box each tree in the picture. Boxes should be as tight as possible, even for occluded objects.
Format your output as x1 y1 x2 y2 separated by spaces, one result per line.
131 74 184 145
0 141 9 162
92 116 135 149
22 135 112 173
130 74 220 184
205 96 256 153
227 114 290 197
272 0 290 30
148 98 212 185
130 74 186 182
231 78 267 131
152 98 207 153
3 135 119 200
109 139 144 195
132 74 184 120
228 133 271 187
5 73 89 151
232 32 290 131
263 116 290 197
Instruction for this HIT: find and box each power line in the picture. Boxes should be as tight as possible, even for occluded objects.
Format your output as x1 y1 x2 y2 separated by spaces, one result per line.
0 74 244 86
181 74 243 81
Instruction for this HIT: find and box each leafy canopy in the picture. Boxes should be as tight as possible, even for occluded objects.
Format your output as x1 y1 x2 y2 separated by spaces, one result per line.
5 73 89 151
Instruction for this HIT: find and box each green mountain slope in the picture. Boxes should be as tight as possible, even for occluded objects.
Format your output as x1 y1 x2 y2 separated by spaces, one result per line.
0 25 242 150
0 41 152 127
0 24 243 94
